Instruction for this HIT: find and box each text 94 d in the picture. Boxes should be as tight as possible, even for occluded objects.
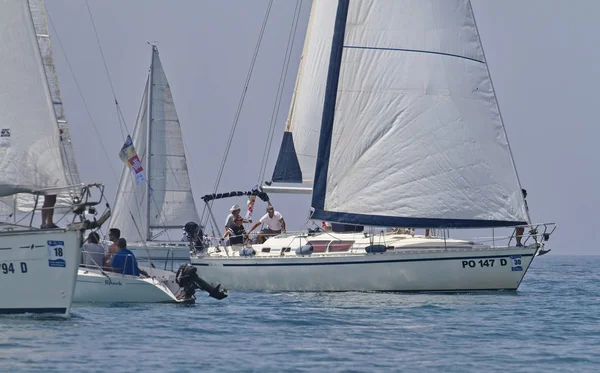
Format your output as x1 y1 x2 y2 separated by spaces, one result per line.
1 262 28 274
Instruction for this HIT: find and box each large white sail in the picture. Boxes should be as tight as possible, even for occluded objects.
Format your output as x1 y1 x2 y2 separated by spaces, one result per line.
0 0 79 217
0 0 68 197
270 1 338 185
310 0 528 228
110 46 199 241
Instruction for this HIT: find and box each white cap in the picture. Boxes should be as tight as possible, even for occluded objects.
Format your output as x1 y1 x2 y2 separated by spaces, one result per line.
230 204 241 212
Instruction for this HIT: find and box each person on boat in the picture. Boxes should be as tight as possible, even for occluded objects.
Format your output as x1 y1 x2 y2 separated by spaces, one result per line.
515 189 529 247
221 217 249 246
247 205 286 244
181 228 190 242
104 228 121 267
40 194 58 229
109 238 148 276
224 204 248 230
82 231 104 267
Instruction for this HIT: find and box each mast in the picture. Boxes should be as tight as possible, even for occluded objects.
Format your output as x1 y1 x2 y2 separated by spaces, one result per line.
146 45 155 241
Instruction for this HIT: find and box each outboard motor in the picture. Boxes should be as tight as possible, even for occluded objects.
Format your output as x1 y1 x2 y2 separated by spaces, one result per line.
175 264 228 300
184 221 205 253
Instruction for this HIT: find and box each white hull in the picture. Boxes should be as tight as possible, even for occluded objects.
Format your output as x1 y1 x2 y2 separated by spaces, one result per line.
74 266 184 303
191 233 540 292
0 228 82 315
128 243 190 261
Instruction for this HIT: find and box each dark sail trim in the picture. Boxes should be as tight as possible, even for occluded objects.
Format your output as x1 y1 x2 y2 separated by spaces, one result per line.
271 132 302 183
311 209 527 229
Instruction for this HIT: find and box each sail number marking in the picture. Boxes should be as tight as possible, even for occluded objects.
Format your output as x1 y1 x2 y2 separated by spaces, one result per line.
0 262 28 274
462 259 509 268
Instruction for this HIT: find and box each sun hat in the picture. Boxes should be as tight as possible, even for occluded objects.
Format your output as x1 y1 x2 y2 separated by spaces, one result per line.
230 204 241 212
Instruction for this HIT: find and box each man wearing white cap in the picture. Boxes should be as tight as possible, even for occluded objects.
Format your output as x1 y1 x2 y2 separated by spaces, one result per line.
224 204 248 231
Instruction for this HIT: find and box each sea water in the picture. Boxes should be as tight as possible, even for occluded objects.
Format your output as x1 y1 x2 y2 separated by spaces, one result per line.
0 255 598 372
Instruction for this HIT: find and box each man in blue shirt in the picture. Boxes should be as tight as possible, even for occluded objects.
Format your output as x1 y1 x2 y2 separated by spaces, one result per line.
110 238 147 276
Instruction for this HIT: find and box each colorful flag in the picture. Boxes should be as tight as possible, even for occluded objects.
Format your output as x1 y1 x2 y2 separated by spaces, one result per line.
119 135 145 185
245 185 258 222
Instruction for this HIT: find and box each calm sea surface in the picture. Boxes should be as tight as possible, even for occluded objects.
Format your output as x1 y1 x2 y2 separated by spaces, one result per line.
0 255 598 373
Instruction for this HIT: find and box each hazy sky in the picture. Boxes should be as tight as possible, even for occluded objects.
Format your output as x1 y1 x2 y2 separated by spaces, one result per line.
44 0 600 254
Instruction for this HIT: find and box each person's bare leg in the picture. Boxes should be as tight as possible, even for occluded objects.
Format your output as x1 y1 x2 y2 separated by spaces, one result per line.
515 227 524 246
41 194 57 227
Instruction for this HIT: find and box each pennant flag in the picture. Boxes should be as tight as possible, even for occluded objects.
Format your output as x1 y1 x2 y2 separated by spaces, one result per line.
119 135 145 185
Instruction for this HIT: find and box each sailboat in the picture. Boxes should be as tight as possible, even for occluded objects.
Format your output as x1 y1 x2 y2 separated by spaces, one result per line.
109 45 201 263
189 0 556 292
0 0 109 314
73 45 230 303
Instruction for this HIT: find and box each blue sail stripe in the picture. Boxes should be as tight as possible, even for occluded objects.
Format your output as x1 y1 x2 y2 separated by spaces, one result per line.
311 210 527 229
193 253 534 267
343 45 485 64
311 0 350 212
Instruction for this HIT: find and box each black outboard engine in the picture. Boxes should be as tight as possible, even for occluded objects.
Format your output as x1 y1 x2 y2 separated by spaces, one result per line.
175 264 228 300
184 221 205 253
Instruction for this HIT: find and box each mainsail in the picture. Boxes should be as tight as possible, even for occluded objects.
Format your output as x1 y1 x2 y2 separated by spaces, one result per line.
272 0 528 228
110 46 200 241
0 0 69 197
0 0 78 218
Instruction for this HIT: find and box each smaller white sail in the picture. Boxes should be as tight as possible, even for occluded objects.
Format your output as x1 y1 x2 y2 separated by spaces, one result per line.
0 0 68 197
147 47 200 234
110 46 200 241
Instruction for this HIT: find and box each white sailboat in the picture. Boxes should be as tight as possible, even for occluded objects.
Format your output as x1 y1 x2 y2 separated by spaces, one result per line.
109 45 200 263
73 46 230 304
189 0 556 292
0 0 109 315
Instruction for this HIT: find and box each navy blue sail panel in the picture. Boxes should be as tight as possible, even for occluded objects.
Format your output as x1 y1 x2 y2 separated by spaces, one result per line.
271 132 302 183
310 0 528 229
311 210 526 229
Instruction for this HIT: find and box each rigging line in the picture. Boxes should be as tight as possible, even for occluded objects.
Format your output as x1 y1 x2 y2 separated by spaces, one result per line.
46 10 120 184
201 0 274 226
84 0 131 138
258 0 303 184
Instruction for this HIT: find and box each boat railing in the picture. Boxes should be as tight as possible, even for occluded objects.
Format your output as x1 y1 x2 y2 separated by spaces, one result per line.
80 252 149 279
163 247 176 272
471 223 557 248
1 183 109 231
